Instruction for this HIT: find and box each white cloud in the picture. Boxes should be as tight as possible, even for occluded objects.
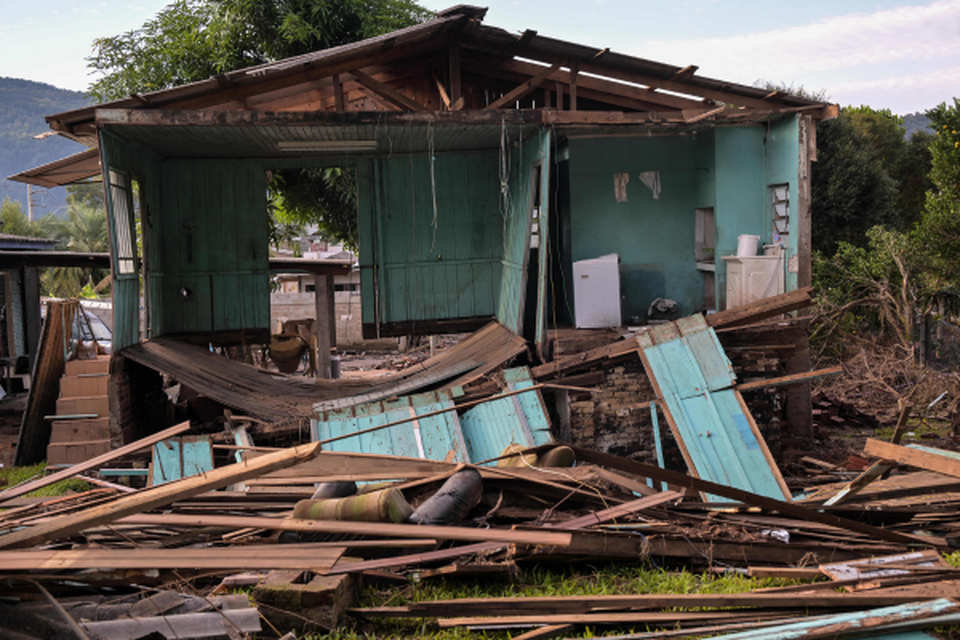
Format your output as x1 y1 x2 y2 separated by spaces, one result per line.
636 0 960 87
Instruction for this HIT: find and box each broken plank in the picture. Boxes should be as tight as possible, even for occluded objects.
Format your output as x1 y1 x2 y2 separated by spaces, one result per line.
568 446 939 548
548 490 681 529
110 513 574 547
0 544 346 571
439 610 789 629
822 459 897 506
706 286 813 330
0 421 191 504
0 441 323 550
735 366 842 392
864 439 960 478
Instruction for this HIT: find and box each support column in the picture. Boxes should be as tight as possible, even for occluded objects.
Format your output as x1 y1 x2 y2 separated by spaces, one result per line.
314 274 336 378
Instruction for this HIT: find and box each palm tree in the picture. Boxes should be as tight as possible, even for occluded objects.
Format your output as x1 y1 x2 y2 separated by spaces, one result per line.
40 204 110 298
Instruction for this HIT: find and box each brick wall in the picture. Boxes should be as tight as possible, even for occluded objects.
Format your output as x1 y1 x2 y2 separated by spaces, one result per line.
270 291 365 346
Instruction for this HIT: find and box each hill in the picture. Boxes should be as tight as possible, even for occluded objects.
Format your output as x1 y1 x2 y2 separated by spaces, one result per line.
0 78 91 218
902 111 933 138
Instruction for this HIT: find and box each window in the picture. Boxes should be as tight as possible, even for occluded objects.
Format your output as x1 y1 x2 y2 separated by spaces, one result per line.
772 185 789 247
109 170 137 275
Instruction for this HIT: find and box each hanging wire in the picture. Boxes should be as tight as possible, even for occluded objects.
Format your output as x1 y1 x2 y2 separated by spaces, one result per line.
428 122 439 251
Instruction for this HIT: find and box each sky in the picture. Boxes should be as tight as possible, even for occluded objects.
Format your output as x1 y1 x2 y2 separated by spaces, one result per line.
1 0 958 115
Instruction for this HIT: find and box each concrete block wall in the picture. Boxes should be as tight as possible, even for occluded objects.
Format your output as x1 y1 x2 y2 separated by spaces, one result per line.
270 291 365 347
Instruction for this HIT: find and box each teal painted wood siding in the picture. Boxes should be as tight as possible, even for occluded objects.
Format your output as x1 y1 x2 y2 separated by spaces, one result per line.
497 130 550 334
152 160 270 336
362 151 502 326
637 315 789 501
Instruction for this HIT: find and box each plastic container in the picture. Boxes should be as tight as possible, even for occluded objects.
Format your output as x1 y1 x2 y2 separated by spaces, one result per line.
736 234 760 257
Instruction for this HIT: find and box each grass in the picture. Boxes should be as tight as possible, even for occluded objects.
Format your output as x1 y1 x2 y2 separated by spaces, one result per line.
0 462 91 499
300 562 810 640
873 415 950 441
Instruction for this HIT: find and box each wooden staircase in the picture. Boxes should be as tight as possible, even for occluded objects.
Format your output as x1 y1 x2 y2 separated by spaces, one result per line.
47 356 111 465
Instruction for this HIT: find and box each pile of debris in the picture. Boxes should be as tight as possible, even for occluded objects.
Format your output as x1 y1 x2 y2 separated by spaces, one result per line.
5 287 960 639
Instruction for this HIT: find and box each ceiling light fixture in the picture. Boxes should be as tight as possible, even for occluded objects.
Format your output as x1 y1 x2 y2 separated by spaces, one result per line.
277 140 378 152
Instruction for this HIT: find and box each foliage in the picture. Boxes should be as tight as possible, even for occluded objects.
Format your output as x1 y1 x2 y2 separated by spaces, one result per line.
86 0 431 247
813 227 922 351
66 182 106 210
0 197 47 237
39 203 111 298
914 99 960 293
0 463 90 498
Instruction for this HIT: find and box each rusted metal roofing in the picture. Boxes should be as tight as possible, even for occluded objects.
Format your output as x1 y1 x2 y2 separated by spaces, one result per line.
7 148 100 188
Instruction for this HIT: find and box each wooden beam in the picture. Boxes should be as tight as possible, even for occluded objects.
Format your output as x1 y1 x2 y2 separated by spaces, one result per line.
735 366 842 392
672 65 698 80
486 61 564 110
432 71 451 109
332 74 345 112
346 69 428 111
113 513 573 547
449 42 462 106
706 286 813 330
569 61 578 111
2 422 191 505
0 441 324 550
864 439 960 479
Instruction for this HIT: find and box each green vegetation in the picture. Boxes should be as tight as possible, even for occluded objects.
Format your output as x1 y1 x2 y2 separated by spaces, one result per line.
0 463 90 499
300 563 806 639
812 99 960 356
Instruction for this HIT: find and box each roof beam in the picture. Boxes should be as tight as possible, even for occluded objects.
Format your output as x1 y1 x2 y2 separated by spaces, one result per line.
347 69 428 111
485 60 564 110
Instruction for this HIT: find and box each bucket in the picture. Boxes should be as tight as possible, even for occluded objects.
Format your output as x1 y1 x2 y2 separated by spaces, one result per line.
736 234 760 257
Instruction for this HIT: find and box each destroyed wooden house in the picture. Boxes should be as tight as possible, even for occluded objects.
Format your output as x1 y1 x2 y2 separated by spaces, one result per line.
21 8 960 640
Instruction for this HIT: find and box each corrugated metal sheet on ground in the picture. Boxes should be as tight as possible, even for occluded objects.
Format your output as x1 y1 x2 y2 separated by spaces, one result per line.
312 367 552 464
459 367 553 463
637 314 789 501
314 321 527 412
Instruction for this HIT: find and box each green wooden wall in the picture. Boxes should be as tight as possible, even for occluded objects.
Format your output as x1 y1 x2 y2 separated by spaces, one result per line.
360 151 502 328
498 129 550 334
152 159 270 337
99 130 163 351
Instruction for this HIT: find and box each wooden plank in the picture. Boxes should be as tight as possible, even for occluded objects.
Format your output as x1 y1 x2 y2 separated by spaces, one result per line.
486 61 564 110
550 491 681 529
706 287 813 330
111 513 573 547
0 441 323 550
0 544 346 571
0 421 191 504
401 592 960 619
735 366 842 392
822 459 897 506
81 609 260 639
568 446 939 547
348 69 427 111
437 610 792 629
864 440 960 478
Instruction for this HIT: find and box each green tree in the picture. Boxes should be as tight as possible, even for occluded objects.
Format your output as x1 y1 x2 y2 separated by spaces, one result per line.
914 98 960 292
812 114 899 254
65 182 106 210
0 198 47 237
86 0 431 246
39 204 110 298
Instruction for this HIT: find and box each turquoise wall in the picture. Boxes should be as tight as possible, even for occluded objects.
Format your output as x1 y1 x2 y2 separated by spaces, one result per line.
765 115 800 292
361 151 502 326
713 126 768 309
567 134 712 322
153 159 270 337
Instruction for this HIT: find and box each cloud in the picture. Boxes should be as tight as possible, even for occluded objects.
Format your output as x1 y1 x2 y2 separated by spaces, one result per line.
636 0 960 83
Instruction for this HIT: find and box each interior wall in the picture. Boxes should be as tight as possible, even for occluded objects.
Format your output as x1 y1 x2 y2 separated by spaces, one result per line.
566 134 708 323
764 115 801 292
153 159 270 338
713 126 768 310
362 150 502 329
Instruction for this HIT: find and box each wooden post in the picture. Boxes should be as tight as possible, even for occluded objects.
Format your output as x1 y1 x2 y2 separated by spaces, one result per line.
797 114 813 292
333 74 345 113
449 43 461 107
22 267 41 370
569 61 579 111
314 274 335 378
